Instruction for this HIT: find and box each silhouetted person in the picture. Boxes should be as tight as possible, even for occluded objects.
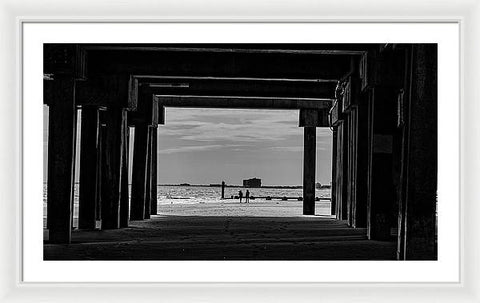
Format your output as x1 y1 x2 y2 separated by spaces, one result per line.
245 190 250 203
238 190 243 203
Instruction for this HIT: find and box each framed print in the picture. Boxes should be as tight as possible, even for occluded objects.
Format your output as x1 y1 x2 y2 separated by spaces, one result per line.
0 0 478 302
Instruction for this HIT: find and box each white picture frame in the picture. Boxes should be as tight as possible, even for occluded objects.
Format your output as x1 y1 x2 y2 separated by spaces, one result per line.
0 0 477 301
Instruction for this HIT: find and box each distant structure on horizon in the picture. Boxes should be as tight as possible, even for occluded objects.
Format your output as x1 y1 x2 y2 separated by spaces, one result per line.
243 178 261 188
316 182 332 189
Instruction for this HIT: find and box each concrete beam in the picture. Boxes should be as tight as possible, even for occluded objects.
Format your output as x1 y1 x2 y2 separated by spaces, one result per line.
82 44 372 55
75 75 135 109
128 89 159 126
142 77 337 99
299 109 329 127
44 44 86 79
85 47 354 79
156 95 333 110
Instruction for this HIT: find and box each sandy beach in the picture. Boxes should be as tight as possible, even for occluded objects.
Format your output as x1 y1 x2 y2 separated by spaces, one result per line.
156 199 332 217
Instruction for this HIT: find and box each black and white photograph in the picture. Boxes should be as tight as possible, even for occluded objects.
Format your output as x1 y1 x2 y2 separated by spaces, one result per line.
42 43 437 261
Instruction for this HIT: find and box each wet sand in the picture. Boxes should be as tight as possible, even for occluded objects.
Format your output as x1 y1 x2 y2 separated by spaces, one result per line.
44 200 396 260
156 199 332 217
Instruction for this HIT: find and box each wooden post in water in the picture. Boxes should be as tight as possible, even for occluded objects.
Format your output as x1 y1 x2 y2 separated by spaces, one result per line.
100 108 127 229
130 123 149 220
221 181 226 199
150 127 158 215
46 78 77 243
78 105 100 230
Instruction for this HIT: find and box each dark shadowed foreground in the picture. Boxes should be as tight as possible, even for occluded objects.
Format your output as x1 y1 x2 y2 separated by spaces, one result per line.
44 215 396 260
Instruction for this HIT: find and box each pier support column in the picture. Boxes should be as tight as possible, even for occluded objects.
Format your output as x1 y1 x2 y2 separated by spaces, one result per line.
150 127 158 215
354 95 369 228
366 87 396 240
330 129 337 216
303 126 316 215
96 122 106 223
334 122 346 219
398 45 437 259
144 127 152 219
130 123 149 220
78 105 100 230
335 119 349 220
46 78 77 244
120 118 130 227
101 108 127 229
299 109 322 215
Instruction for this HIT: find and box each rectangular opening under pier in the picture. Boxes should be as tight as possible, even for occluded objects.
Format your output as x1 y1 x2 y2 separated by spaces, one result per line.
43 43 437 261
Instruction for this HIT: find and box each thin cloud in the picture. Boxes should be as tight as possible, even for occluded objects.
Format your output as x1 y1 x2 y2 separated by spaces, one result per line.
162 109 303 144
158 144 248 154
269 146 328 152
158 144 224 154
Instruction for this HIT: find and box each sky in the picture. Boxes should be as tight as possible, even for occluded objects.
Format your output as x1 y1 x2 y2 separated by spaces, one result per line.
44 106 333 186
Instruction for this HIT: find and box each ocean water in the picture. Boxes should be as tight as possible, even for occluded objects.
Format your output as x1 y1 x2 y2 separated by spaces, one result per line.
43 184 331 227
157 185 331 204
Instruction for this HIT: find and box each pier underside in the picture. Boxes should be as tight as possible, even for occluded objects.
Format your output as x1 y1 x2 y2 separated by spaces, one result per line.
43 43 438 260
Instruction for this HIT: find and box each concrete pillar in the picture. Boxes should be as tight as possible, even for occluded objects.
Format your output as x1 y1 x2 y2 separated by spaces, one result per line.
46 78 76 244
354 95 369 228
330 129 337 216
346 108 360 227
399 45 437 259
299 109 320 216
334 120 349 221
144 127 152 219
303 126 316 215
341 118 349 220
78 105 100 230
334 122 344 219
366 87 396 240
130 123 149 220
150 127 158 215
96 122 106 222
100 108 127 229
120 120 130 227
